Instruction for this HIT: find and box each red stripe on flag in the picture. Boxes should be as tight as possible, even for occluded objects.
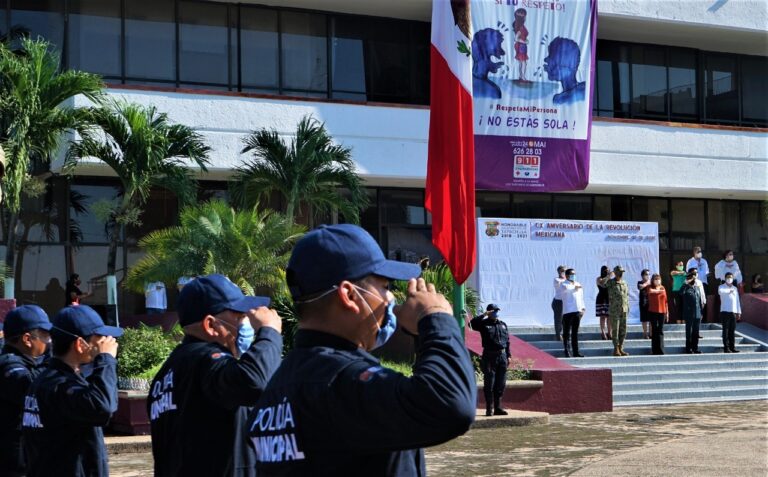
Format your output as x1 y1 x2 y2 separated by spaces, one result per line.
425 45 476 285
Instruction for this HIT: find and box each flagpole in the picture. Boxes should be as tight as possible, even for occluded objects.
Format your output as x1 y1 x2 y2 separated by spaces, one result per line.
453 280 466 341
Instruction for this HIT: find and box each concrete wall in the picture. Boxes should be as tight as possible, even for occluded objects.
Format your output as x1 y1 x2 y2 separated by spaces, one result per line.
65 88 768 200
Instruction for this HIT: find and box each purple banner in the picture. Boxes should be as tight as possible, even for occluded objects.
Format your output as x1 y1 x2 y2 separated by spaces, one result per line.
471 0 597 191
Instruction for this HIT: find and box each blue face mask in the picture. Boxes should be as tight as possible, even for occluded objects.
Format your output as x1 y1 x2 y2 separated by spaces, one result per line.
354 286 397 350
568 275 576 281
235 321 255 356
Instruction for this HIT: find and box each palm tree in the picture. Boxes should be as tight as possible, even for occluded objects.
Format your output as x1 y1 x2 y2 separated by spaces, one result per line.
125 199 304 296
64 100 210 315
230 115 369 227
0 38 103 298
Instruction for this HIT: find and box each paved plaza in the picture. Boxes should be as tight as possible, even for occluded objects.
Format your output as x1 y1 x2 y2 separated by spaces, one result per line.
110 400 767 476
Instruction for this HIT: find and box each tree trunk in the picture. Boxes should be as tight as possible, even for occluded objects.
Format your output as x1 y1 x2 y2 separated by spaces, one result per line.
4 212 19 299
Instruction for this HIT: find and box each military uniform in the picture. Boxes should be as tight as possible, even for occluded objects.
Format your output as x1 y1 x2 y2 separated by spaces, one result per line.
248 313 476 476
149 330 282 477
680 282 703 353
469 309 510 415
0 348 46 476
22 354 118 477
606 278 629 352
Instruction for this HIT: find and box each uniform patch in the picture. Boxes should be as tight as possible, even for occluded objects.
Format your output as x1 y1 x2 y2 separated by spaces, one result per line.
211 352 231 360
358 366 384 383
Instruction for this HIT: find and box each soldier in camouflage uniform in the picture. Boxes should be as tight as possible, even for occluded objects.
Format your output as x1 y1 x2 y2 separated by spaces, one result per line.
607 265 630 356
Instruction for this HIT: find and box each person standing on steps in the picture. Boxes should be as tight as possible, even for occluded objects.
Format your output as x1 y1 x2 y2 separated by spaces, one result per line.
551 265 567 341
560 269 586 358
718 272 742 353
596 266 612 340
637 269 651 339
471 304 511 416
607 265 630 357
670 261 687 324
646 274 668 355
681 271 704 354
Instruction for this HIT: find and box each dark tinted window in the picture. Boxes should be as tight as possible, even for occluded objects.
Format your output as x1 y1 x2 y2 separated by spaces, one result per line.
366 19 411 103
704 54 738 122
670 199 705 251
125 0 176 82
741 56 768 126
512 193 552 219
331 16 367 99
741 202 768 254
631 45 667 118
68 0 121 77
240 7 279 91
632 198 669 250
380 190 425 225
553 195 592 220
10 0 64 51
70 184 121 243
281 11 327 95
707 200 740 253
595 41 630 117
476 192 511 218
179 1 229 87
668 49 697 120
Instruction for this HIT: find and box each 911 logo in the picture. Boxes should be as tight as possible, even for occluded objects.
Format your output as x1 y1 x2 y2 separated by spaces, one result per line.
513 155 540 179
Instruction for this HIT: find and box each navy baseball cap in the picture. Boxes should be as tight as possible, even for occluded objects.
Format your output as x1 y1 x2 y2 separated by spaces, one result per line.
286 224 421 300
3 305 52 337
52 305 123 339
486 304 500 312
177 274 270 326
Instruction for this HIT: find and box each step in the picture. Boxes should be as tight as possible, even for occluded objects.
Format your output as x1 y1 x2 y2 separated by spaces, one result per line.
615 394 768 407
613 385 768 404
526 334 728 347
561 352 768 366
545 344 762 358
613 377 768 392
531 337 746 349
611 368 768 383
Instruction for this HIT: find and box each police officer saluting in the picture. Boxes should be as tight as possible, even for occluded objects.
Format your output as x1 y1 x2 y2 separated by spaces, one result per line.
148 274 282 477
0 306 52 477
22 305 121 477
249 224 476 476
470 304 511 416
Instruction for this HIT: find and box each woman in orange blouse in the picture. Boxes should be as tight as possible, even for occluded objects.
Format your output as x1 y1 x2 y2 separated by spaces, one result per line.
647 273 668 355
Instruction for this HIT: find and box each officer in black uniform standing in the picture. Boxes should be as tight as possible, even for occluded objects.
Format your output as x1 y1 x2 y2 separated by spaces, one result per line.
0 305 52 477
148 274 282 477
470 304 511 416
248 224 476 476
22 305 121 477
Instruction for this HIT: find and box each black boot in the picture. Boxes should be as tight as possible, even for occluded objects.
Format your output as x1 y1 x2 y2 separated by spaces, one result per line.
563 342 571 358
485 405 493 417
493 398 507 415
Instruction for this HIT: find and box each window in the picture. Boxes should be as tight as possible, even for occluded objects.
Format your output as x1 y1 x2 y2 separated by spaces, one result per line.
511 193 551 219
331 16 368 100
9 0 64 51
281 11 328 95
68 0 121 78
741 202 768 254
632 198 669 250
670 199 705 251
595 41 630 117
741 56 768 127
707 201 740 253
179 1 229 87
126 189 179 246
17 245 66 316
0 1 8 41
365 19 411 103
70 183 121 243
239 7 279 92
668 49 697 121
19 177 68 243
476 192 511 218
704 54 738 123
553 195 591 220
380 190 425 225
631 45 667 118
125 0 176 83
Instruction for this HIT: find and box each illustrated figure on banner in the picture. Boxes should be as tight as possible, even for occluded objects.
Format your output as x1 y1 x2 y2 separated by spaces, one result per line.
543 37 586 105
513 8 530 84
472 28 505 98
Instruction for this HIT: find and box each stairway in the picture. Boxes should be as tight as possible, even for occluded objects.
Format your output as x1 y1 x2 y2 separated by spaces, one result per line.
513 324 768 406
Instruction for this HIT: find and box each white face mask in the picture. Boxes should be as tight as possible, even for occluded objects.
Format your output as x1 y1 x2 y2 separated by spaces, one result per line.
653 280 661 286
725 278 733 285
695 252 702 259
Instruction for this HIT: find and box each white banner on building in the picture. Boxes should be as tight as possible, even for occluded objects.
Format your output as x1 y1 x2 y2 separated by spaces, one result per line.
476 218 659 327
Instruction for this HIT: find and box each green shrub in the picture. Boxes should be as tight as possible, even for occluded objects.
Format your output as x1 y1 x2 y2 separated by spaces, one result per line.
380 359 414 377
117 324 176 378
471 354 534 381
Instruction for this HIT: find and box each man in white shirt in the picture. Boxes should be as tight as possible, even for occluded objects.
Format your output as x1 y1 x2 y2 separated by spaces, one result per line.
145 281 167 315
560 268 586 358
718 272 742 353
551 265 567 341
686 246 710 294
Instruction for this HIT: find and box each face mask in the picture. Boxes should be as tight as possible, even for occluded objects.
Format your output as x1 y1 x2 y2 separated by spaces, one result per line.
354 286 397 350
726 255 734 262
642 276 649 281
695 253 702 259
725 278 733 285
653 280 661 286
216 319 255 357
676 265 684 271
567 275 575 281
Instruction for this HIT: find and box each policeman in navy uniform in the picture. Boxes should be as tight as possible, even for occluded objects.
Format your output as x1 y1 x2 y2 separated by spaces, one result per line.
148 274 282 477
470 304 511 416
249 224 476 476
0 306 52 477
22 305 121 477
